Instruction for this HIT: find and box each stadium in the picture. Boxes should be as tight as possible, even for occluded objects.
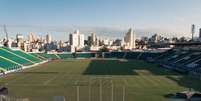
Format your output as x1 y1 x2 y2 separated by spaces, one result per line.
0 46 201 101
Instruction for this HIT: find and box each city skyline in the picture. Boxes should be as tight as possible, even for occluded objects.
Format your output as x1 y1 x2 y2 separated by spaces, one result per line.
1 0 201 40
0 26 200 41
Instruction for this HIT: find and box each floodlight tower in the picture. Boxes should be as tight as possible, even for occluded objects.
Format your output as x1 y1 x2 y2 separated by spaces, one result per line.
191 24 195 41
3 24 8 41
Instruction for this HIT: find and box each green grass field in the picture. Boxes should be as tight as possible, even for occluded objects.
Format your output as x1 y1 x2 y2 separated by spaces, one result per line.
0 59 201 101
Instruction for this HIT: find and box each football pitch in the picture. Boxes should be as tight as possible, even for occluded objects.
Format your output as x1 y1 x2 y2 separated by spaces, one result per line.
0 59 201 101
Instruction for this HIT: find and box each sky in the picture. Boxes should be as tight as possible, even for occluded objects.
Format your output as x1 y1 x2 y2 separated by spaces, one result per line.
0 0 201 41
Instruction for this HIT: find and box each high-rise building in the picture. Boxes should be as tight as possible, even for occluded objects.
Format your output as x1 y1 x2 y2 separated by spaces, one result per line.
199 28 201 39
16 34 23 43
16 34 24 49
28 32 37 43
91 33 98 46
191 24 195 41
124 28 136 49
69 30 84 52
46 33 52 44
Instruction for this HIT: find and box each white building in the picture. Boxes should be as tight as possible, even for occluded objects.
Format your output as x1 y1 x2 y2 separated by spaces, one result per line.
16 34 24 48
124 28 136 50
28 32 37 43
69 30 85 52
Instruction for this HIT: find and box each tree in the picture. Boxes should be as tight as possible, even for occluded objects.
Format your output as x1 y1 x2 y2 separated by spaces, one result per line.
99 46 109 52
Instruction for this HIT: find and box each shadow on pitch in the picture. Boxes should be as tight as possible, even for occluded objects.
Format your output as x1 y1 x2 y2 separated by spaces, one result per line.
83 59 180 75
166 76 201 91
83 60 137 75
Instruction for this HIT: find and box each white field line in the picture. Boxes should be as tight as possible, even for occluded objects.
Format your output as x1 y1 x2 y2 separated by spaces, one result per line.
123 79 128 86
140 75 159 87
43 74 59 85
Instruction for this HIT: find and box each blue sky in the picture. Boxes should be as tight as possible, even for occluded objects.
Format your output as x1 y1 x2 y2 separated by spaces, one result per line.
0 0 201 40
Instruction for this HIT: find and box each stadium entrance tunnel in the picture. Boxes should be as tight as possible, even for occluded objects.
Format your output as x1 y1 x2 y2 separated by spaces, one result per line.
83 59 180 75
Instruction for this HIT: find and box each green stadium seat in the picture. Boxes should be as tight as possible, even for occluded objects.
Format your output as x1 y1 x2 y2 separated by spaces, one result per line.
37 53 59 59
0 48 33 66
0 57 21 71
1 47 42 63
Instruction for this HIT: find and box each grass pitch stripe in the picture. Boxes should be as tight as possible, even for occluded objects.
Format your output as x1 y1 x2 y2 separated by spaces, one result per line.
140 75 159 87
0 55 21 66
0 48 35 64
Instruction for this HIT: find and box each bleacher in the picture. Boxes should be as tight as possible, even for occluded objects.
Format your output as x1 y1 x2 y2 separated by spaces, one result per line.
101 51 161 60
0 46 47 73
76 53 96 58
139 52 162 60
110 52 126 58
103 52 112 58
0 48 34 66
2 47 42 63
166 51 191 63
155 49 176 61
125 52 141 59
175 52 201 65
190 67 201 80
156 48 201 74
36 53 59 59
29 53 47 60
0 57 21 71
194 59 201 68
57 53 73 59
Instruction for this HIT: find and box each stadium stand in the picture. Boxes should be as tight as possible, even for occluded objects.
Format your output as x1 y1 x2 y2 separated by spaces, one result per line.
0 46 48 74
103 52 112 58
57 53 73 59
2 47 42 63
0 48 34 66
29 53 47 60
101 51 161 60
125 52 141 59
166 51 191 63
36 53 59 59
156 48 201 75
0 56 21 71
139 52 162 60
190 68 201 79
77 53 96 58
175 52 201 65
1 45 200 80
155 49 176 61
57 52 96 59
110 52 126 58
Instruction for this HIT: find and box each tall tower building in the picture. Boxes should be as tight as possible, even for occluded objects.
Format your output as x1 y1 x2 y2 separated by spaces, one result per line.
191 24 195 41
28 32 36 43
69 30 84 52
124 28 136 49
16 34 24 43
199 28 201 39
46 33 52 43
91 33 98 46
16 34 24 49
